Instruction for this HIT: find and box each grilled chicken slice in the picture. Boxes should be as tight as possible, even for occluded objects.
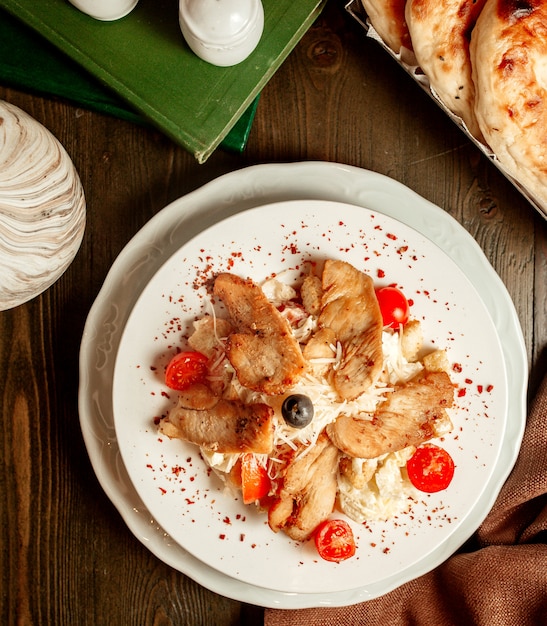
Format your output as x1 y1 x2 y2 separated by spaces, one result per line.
174 382 219 410
162 393 274 454
268 434 340 541
327 370 454 458
188 317 234 396
302 326 337 376
188 316 233 358
318 259 383 401
213 273 305 395
300 274 323 316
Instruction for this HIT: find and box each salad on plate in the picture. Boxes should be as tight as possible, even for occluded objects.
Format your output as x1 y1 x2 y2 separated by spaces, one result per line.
158 258 457 562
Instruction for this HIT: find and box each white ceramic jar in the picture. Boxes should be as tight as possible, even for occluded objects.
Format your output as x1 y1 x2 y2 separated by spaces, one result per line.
179 0 264 67
68 0 139 21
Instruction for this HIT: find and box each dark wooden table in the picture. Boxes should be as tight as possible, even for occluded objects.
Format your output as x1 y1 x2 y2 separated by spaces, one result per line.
1 1 546 624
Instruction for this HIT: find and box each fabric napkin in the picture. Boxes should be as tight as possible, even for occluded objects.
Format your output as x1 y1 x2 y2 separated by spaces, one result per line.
265 373 547 626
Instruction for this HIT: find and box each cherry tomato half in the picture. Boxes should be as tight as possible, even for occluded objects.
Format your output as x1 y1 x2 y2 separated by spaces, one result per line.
407 444 455 493
241 454 271 504
375 286 410 328
314 519 356 563
164 351 208 391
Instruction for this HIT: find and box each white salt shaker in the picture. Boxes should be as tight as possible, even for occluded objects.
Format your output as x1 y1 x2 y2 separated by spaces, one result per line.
179 0 264 67
68 0 139 21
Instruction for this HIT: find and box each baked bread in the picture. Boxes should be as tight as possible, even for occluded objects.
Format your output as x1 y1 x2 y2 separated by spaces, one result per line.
470 0 547 207
406 0 487 139
361 0 416 65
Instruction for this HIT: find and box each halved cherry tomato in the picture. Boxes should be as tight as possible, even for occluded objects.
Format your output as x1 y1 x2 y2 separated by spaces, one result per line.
241 454 271 504
375 286 410 328
407 444 455 493
164 351 208 391
314 519 356 563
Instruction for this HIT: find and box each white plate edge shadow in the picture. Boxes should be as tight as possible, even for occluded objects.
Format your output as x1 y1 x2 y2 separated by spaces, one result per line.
78 161 527 609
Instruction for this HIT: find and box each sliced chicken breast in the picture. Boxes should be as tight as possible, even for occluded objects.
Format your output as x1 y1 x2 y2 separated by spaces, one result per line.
318 260 384 400
213 273 305 395
327 369 454 458
268 434 340 541
163 394 274 454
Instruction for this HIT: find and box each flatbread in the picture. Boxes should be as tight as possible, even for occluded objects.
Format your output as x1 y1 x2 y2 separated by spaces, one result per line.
361 0 416 65
406 0 487 140
470 0 547 208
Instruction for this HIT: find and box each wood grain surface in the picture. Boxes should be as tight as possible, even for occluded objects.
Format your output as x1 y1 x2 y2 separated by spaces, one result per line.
1 1 545 624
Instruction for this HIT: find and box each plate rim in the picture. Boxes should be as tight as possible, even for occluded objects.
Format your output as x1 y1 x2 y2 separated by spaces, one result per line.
112 196 511 595
78 161 527 608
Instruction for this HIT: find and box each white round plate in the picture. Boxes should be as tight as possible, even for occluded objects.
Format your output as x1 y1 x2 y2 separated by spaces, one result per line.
79 162 527 608
113 198 506 594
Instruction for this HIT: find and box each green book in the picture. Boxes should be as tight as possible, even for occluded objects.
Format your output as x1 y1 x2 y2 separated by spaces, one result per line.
0 0 325 162
0 7 258 153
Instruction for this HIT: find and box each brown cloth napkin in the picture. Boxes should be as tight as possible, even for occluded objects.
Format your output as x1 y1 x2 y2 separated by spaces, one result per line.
265 374 547 626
